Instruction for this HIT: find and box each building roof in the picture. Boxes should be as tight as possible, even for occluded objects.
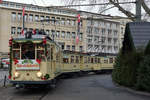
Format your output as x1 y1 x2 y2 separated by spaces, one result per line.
128 22 150 48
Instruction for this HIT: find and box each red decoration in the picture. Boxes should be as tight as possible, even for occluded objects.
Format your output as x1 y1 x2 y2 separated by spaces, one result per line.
22 6 25 16
36 59 41 64
77 14 80 23
21 29 24 35
0 0 2 4
41 77 46 80
32 29 36 35
14 59 19 65
9 37 13 46
43 38 47 44
8 75 11 79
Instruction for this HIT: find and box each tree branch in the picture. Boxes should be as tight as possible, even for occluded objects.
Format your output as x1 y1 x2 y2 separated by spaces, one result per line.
109 0 135 21
140 0 150 16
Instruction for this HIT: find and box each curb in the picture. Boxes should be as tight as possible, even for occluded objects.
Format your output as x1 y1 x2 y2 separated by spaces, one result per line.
113 82 150 97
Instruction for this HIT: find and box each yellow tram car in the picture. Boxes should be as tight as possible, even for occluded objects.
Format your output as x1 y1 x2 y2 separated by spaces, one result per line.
9 32 116 88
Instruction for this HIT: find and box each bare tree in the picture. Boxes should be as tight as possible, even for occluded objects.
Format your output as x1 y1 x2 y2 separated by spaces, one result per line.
61 0 150 21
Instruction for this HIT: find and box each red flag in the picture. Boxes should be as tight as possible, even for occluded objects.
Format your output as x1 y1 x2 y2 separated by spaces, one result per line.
77 14 80 23
21 29 24 35
76 36 79 44
22 6 25 16
32 29 36 35
0 0 2 4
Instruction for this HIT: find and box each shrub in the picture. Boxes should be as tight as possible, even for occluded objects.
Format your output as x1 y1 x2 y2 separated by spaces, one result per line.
136 56 150 92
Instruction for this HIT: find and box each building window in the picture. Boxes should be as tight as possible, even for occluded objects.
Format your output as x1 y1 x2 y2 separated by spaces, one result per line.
11 12 16 21
51 30 55 38
18 13 22 21
29 14 33 22
56 17 60 25
29 28 33 32
11 27 16 34
40 16 44 20
35 15 39 21
61 31 65 38
72 20 75 26
114 30 118 36
61 18 65 25
17 27 21 34
79 33 83 40
72 32 75 39
102 28 105 35
67 32 71 39
66 19 71 25
46 30 49 35
24 28 27 34
24 14 28 22
61 44 64 50
72 45 75 51
66 45 70 50
79 46 83 52
51 17 55 25
56 31 60 38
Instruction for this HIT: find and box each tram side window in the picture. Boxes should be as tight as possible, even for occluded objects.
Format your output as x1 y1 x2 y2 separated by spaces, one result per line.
98 58 101 63
76 56 79 63
63 58 69 63
37 44 45 60
88 57 90 63
95 57 97 63
51 47 53 60
13 50 20 59
104 58 108 63
71 56 74 63
46 45 51 61
109 58 113 63
12 43 20 59
84 57 87 63
91 58 94 63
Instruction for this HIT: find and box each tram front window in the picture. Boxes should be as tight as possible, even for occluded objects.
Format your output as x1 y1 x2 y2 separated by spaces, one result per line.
22 44 35 59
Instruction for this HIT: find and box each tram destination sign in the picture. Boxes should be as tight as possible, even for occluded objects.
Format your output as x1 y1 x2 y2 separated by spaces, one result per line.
16 60 40 70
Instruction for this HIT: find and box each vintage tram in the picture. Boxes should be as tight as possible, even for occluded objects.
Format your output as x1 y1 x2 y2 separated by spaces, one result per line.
9 32 115 88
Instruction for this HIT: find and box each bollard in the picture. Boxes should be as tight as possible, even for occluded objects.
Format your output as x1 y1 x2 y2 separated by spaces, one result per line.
3 75 6 87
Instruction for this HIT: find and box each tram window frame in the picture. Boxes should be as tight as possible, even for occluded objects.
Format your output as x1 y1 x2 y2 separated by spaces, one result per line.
109 58 113 63
71 56 74 63
21 43 35 59
76 56 79 63
46 44 51 61
88 57 90 63
91 58 94 63
98 58 101 63
104 58 108 63
36 43 45 61
84 57 87 63
95 57 98 63
13 50 20 59
63 58 69 63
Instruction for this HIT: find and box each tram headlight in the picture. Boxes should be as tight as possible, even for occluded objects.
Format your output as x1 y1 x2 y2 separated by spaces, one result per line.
37 72 42 78
14 72 20 78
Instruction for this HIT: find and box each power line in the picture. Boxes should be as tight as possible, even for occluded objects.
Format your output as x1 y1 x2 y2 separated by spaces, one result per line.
46 1 136 8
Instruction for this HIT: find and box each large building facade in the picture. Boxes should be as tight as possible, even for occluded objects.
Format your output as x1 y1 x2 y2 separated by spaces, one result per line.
0 1 124 58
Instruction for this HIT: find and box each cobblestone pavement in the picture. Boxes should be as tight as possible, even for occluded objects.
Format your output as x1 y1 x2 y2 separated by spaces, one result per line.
0 74 149 100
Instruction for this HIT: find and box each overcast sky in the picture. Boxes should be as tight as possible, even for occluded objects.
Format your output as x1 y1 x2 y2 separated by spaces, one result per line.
4 0 131 17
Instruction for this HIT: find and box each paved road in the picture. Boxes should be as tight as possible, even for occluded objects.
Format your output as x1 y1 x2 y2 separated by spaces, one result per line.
0 74 149 100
